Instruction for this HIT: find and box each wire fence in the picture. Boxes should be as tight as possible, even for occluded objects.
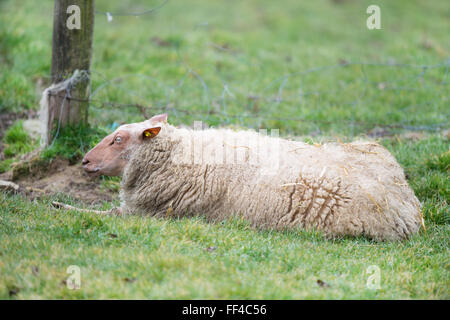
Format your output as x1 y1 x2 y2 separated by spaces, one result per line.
46 1 449 140
94 0 169 18
46 60 449 138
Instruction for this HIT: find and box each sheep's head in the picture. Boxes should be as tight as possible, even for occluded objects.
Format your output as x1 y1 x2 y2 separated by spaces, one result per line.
82 113 168 177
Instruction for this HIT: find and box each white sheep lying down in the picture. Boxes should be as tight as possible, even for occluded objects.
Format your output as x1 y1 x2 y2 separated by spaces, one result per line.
80 114 423 240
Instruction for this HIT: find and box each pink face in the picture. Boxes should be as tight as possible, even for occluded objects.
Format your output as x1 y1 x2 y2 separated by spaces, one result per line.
82 113 167 177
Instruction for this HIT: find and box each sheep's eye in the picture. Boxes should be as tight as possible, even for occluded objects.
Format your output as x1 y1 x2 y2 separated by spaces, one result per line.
115 136 122 143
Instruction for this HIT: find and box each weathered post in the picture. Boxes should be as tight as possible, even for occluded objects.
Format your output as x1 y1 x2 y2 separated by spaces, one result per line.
40 0 94 146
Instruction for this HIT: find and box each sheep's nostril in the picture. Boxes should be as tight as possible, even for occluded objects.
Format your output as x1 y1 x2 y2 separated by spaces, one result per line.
82 159 89 166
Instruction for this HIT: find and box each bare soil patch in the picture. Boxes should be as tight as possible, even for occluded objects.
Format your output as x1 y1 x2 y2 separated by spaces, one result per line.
21 158 116 204
0 156 117 205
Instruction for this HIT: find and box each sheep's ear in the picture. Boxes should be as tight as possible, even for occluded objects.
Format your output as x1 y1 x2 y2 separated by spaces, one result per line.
142 127 161 139
149 113 168 123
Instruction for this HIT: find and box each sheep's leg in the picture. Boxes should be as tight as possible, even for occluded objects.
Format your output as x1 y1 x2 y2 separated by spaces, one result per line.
51 201 122 216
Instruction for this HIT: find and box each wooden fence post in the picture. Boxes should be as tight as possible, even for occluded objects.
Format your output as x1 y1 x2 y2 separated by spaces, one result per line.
41 0 94 146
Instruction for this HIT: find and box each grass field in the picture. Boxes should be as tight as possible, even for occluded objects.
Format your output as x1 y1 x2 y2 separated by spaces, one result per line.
0 0 449 299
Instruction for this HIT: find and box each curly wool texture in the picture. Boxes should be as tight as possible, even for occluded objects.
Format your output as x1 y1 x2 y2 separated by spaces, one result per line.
120 124 423 240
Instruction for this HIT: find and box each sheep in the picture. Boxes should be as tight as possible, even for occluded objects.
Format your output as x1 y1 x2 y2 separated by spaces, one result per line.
75 113 424 240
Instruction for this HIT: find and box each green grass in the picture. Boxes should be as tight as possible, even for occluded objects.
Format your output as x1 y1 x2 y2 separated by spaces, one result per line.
383 135 449 225
2 121 35 158
0 0 449 299
0 192 448 299
41 125 109 164
0 121 39 173
0 122 108 173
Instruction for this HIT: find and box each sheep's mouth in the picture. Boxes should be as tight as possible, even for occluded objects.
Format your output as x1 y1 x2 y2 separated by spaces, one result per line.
84 168 100 176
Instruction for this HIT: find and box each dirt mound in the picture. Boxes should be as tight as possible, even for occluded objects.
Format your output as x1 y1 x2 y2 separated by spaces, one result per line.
1 157 117 205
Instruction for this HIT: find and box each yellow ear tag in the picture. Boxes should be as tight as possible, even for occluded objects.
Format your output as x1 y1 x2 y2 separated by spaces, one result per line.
143 127 161 139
